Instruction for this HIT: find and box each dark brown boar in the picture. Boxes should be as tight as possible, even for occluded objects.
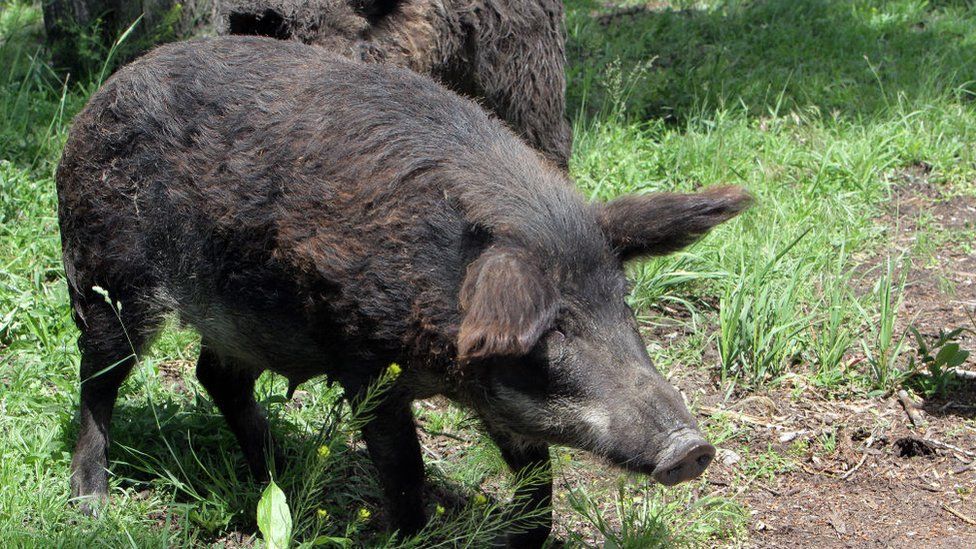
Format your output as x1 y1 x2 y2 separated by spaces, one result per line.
57 36 750 546
213 0 573 169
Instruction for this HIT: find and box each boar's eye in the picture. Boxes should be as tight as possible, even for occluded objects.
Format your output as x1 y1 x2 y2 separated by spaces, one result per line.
550 317 574 340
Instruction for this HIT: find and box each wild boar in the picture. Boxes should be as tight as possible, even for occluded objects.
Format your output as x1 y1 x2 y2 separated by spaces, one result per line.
213 0 573 169
57 36 749 546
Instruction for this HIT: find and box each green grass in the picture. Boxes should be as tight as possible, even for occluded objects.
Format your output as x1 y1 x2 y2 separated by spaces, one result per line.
3 0 976 546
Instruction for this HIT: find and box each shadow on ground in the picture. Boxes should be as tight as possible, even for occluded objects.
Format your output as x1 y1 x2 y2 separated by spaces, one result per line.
919 376 976 419
567 0 976 123
56 391 489 544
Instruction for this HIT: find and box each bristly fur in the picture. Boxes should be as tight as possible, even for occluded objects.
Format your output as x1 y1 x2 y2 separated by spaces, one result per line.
57 34 600 401
213 0 573 168
57 36 748 544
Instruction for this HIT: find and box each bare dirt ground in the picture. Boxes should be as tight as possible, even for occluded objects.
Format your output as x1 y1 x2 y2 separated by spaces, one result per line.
705 384 976 548
888 163 976 353
686 165 976 547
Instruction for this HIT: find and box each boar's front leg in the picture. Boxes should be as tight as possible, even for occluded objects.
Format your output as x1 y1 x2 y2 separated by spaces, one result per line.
195 343 279 480
359 398 427 536
489 431 553 548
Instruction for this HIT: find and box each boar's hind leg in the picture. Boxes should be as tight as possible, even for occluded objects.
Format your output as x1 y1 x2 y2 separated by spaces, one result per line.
489 431 553 548
195 342 279 481
69 286 159 515
359 398 426 536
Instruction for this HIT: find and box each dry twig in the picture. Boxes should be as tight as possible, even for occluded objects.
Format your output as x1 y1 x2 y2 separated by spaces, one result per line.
943 504 976 526
938 400 976 413
897 389 925 428
841 433 876 481
701 406 778 429
952 461 976 475
922 438 976 459
420 442 444 463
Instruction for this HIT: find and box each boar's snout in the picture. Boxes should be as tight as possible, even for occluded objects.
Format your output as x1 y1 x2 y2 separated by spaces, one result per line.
652 429 715 486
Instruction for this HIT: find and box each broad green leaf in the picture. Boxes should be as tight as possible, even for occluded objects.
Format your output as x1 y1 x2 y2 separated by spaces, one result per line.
947 349 970 368
257 480 292 549
935 343 960 367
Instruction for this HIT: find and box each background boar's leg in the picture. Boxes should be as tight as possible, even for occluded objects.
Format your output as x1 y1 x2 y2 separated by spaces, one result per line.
69 288 158 515
195 343 279 480
489 431 553 547
359 398 426 536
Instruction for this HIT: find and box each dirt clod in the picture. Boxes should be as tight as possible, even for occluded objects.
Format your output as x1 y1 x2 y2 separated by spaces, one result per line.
895 437 937 458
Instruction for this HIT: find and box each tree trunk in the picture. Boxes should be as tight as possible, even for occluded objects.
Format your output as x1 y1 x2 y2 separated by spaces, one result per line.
42 0 212 75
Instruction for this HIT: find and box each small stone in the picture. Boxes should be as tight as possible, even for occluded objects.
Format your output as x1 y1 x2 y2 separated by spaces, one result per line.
779 431 799 443
717 448 741 467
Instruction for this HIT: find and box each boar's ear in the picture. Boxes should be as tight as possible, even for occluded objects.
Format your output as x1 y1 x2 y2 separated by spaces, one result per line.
457 248 558 362
597 186 752 262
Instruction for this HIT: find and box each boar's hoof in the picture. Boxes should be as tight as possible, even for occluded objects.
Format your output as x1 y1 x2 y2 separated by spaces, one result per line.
70 461 109 516
652 432 715 486
70 489 107 518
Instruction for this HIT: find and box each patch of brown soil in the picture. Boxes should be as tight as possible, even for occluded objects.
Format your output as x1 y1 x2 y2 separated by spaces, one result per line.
707 379 976 547
156 359 194 394
745 474 975 547
210 531 257 548
884 163 976 368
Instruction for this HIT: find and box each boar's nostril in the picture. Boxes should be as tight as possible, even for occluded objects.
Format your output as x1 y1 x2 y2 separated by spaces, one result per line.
652 434 715 487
